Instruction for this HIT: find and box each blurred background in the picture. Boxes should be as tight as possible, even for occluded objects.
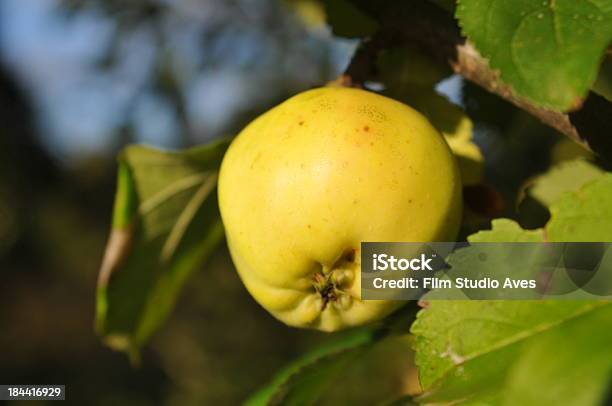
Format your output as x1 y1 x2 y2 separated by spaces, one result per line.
0 0 576 404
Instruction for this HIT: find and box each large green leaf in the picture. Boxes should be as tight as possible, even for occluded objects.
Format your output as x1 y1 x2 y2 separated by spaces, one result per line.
457 0 612 110
500 308 612 406
412 180 612 405
412 301 612 405
96 139 229 359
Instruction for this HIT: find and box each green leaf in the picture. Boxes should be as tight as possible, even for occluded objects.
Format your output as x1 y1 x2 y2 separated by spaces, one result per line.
412 192 612 405
550 138 594 164
457 0 612 110
500 308 612 406
412 301 612 405
247 306 416 405
96 139 229 359
467 218 545 243
322 0 378 38
524 159 604 208
547 173 612 241
245 327 381 406
422 219 546 300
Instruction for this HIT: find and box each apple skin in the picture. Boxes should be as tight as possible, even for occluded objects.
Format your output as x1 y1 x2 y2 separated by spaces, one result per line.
218 87 461 332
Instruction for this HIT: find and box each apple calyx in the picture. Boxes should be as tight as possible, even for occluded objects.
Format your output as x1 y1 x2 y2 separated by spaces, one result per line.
312 248 357 311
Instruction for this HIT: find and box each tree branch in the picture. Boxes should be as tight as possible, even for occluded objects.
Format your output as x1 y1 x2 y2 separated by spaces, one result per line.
451 43 583 144
343 1 612 162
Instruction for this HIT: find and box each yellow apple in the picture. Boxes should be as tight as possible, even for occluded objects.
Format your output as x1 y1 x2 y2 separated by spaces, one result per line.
218 87 461 331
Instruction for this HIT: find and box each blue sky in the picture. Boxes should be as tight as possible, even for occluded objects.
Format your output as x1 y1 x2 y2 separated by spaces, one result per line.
0 0 356 161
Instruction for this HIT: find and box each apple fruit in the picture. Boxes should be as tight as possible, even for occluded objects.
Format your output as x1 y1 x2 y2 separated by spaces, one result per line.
218 87 461 331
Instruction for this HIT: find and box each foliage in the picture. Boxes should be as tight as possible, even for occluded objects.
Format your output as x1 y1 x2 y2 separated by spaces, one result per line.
413 300 612 406
412 181 612 404
412 167 612 405
246 327 380 406
96 140 228 360
457 0 612 110
522 159 603 208
246 306 416 405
